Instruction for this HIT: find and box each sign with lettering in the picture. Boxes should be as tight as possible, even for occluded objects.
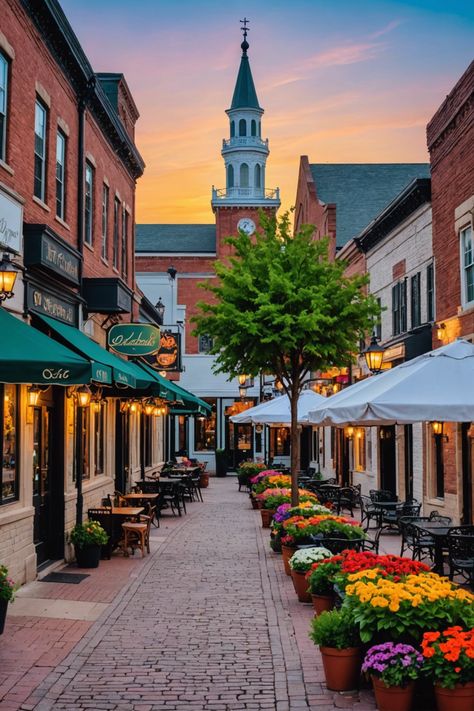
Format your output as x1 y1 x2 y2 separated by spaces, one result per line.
108 323 161 356
0 190 23 254
24 227 81 286
142 331 182 372
26 283 78 326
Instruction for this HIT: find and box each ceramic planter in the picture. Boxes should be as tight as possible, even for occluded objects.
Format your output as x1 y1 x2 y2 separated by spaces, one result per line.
75 544 101 568
291 569 311 602
319 646 361 691
372 677 415 711
281 544 296 576
260 508 275 528
311 592 335 615
434 682 474 711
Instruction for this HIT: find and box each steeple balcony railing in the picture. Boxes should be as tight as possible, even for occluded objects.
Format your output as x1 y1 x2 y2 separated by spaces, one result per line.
212 186 280 202
222 137 269 150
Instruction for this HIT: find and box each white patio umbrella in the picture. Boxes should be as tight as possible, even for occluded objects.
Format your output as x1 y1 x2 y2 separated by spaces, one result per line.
231 389 326 425
307 339 474 426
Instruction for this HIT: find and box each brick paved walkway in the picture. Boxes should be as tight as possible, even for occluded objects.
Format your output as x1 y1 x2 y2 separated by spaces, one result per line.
3 478 381 711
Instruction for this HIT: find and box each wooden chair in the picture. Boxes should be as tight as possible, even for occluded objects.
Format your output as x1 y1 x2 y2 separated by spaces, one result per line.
122 514 152 558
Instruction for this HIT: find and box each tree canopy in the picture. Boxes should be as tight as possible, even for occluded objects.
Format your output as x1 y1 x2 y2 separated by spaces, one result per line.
193 212 380 503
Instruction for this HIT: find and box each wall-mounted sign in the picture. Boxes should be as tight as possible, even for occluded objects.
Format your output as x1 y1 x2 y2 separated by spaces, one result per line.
108 323 161 356
26 282 78 326
24 226 80 286
0 190 23 254
142 330 182 372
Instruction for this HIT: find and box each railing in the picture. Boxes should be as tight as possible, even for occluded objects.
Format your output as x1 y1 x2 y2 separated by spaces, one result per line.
222 137 269 149
212 187 280 201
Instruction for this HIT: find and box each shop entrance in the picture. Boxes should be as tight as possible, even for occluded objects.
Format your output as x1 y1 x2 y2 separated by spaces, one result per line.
226 421 253 469
379 425 396 496
115 403 130 492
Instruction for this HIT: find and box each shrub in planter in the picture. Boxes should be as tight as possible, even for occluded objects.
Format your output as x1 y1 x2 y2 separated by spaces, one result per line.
69 520 109 568
237 461 267 488
309 608 362 691
421 627 474 710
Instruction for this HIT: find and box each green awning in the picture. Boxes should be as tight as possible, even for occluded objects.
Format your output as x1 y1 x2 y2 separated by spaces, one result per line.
0 308 96 385
38 315 138 387
136 362 211 414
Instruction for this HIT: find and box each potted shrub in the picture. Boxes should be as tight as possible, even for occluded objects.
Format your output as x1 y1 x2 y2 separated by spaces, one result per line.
306 556 344 614
215 449 228 477
309 608 362 691
362 642 424 711
0 564 15 635
69 520 109 568
288 547 332 602
421 627 474 711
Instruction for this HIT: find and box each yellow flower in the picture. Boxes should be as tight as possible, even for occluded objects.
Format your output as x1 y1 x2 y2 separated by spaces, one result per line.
371 596 389 608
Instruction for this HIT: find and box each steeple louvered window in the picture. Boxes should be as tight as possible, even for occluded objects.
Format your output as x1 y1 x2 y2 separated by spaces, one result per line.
230 121 235 138
251 120 256 136
255 164 261 188
239 119 246 136
227 164 234 188
240 163 249 188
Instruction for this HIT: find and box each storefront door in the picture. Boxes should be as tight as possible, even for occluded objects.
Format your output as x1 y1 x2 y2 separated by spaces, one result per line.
115 404 130 492
226 420 253 469
379 425 396 496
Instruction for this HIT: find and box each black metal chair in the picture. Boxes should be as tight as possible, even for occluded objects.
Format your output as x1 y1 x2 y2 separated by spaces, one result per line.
369 489 394 502
429 510 452 525
446 526 474 587
399 516 430 558
336 487 359 517
375 501 421 544
310 536 364 555
359 495 380 531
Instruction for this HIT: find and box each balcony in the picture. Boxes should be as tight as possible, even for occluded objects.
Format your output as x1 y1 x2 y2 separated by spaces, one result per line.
211 186 280 208
222 136 269 153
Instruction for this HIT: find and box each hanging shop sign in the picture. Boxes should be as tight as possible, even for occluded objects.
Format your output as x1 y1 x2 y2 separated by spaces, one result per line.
0 189 23 254
26 282 78 326
108 323 161 356
23 226 80 286
142 330 182 372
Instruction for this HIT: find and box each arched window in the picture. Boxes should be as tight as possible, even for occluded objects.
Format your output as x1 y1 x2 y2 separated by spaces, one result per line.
239 118 247 136
254 164 261 188
240 163 249 188
251 119 256 136
258 121 261 136
227 164 234 188
230 121 235 138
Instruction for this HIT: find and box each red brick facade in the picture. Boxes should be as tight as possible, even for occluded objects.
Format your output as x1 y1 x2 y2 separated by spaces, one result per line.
293 156 337 259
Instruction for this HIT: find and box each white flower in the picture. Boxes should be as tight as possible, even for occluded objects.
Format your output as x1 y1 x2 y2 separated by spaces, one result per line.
289 546 332 570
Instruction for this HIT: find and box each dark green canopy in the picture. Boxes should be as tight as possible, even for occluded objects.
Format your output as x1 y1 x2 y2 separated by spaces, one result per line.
136 362 211 414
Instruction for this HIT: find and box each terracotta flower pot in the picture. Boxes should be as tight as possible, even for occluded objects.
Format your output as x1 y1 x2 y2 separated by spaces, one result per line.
250 497 259 510
281 544 296 576
319 646 361 691
372 677 415 711
260 508 275 528
291 569 311 602
434 682 474 711
311 592 335 616
256 499 263 509
199 473 209 488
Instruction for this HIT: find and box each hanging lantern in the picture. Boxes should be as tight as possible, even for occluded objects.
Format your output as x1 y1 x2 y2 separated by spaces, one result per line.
76 385 92 408
431 421 444 436
27 385 42 407
238 374 247 386
0 253 19 301
144 399 155 416
362 333 386 374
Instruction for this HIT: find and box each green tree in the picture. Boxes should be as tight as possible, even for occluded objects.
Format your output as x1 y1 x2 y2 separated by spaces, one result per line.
193 212 379 505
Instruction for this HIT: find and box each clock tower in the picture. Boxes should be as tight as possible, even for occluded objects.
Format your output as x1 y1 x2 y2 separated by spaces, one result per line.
212 20 280 257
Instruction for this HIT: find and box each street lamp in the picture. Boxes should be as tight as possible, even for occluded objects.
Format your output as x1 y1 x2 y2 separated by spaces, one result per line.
0 253 19 301
238 374 247 386
155 297 165 324
239 386 247 399
362 332 386 374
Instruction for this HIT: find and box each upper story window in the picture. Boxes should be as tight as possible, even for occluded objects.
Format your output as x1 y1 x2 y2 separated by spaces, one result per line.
230 121 235 138
55 130 66 220
113 197 120 270
410 272 421 328
0 53 8 162
392 279 407 336
122 207 128 278
84 162 94 246
461 225 474 306
101 184 109 261
239 118 246 136
227 164 234 189
34 100 47 201
198 334 214 353
240 163 249 188
427 263 434 322
251 119 256 136
375 297 382 340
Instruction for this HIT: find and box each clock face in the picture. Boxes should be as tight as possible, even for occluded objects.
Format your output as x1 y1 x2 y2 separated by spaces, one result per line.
237 217 256 235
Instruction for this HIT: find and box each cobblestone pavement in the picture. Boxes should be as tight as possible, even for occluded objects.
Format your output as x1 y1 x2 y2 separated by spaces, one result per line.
5 478 382 711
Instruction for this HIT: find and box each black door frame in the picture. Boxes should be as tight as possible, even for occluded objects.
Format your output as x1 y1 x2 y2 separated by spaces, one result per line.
379 425 397 496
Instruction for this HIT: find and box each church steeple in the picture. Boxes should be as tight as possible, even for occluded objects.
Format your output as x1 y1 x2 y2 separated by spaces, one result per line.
230 22 261 110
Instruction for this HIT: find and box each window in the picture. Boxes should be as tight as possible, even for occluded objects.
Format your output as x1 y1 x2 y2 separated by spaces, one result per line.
427 263 434 322
0 53 8 162
198 334 214 353
143 413 152 467
0 384 18 504
227 164 234 189
81 408 90 480
461 226 474 306
258 121 261 136
34 101 47 201
101 184 109 260
239 118 246 136
251 119 256 136
122 207 128 278
411 272 421 328
55 130 66 220
230 121 235 138
240 163 249 188
354 428 366 471
84 162 94 246
433 430 444 498
392 280 407 335
254 163 261 188
113 197 120 269
270 427 290 457
194 399 216 451
94 406 105 475
375 297 382 340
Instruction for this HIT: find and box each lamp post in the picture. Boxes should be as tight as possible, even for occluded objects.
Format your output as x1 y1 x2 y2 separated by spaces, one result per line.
362 332 386 375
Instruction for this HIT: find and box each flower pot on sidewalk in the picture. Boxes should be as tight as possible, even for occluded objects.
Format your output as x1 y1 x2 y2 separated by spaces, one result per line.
281 544 296 576
199 472 209 488
260 508 275 528
434 683 474 711
311 593 335 616
372 677 415 711
320 646 361 691
291 569 311 603
75 544 101 568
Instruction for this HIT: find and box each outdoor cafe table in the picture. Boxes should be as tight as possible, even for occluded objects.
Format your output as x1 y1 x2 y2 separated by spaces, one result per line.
122 493 159 505
413 521 452 575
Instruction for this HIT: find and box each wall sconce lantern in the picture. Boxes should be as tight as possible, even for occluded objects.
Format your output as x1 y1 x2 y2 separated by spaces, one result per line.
129 399 140 414
27 385 42 407
362 332 386 374
144 399 155 416
345 425 354 439
0 253 19 301
436 323 446 341
76 385 92 408
431 421 448 441
155 297 165 323
120 400 130 413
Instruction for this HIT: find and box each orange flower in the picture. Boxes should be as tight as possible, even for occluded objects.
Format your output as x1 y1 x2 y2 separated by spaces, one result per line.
455 667 461 673
423 647 435 658
423 631 441 643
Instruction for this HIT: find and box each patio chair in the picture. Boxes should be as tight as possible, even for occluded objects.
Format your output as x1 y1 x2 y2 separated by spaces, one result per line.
429 511 452 525
359 495 380 531
375 501 422 544
399 516 430 558
369 489 394 502
336 487 359 517
446 526 474 587
122 514 152 558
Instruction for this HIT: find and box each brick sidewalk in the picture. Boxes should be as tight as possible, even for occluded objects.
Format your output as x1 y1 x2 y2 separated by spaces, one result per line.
1 479 381 711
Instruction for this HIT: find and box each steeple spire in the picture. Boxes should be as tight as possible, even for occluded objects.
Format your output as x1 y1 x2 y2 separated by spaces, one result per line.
230 18 260 110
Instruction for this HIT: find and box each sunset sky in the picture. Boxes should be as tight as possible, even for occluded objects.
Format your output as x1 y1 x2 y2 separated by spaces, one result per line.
60 0 474 224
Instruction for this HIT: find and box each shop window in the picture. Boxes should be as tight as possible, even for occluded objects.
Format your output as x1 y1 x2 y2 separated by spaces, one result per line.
55 130 66 220
84 162 94 246
411 272 421 328
0 53 8 162
101 184 109 261
239 118 246 136
0 384 18 504
34 100 47 202
94 406 105 475
113 197 120 269
426 263 434 322
194 398 216 451
122 207 128 278
82 408 91 480
354 428 366 471
240 163 249 188
461 225 474 306
433 430 444 498
270 427 290 457
178 416 187 454
392 279 407 335
198 334 214 353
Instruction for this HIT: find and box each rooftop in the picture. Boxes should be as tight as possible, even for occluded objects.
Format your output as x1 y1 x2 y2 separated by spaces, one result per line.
136 225 216 254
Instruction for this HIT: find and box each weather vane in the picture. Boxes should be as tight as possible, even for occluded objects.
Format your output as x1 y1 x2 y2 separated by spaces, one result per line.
240 17 250 43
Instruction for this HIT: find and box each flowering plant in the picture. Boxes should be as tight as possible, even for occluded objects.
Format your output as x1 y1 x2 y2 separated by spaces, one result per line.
421 627 474 688
69 520 109 549
289 546 332 572
237 461 267 486
252 474 292 494
261 490 292 510
306 557 345 595
282 514 364 545
345 571 474 643
0 564 15 602
250 469 281 485
328 550 430 591
362 642 424 687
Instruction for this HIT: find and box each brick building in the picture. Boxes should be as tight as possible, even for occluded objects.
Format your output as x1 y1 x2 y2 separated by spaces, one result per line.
427 60 474 524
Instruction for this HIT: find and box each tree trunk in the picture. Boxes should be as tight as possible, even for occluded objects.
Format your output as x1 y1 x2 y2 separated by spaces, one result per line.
290 382 299 507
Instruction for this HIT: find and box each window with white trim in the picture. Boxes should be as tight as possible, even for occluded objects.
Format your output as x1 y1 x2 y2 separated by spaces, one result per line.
34 100 47 201
0 53 8 162
55 130 66 220
101 184 109 261
461 225 474 306
84 162 94 246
